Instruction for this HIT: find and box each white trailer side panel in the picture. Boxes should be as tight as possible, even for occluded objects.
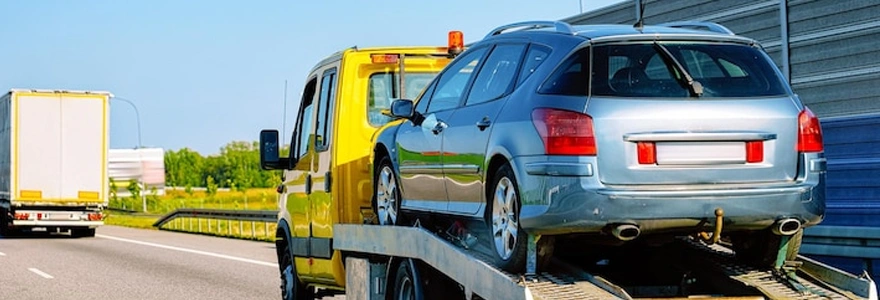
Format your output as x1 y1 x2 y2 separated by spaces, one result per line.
0 93 10 201
60 94 107 202
16 93 63 201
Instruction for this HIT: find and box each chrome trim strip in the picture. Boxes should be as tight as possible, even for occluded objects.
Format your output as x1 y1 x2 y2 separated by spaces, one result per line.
623 131 776 142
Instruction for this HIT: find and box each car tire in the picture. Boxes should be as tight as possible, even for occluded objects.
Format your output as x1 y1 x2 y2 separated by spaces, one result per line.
280 240 313 300
374 156 403 226
732 228 804 268
485 163 528 273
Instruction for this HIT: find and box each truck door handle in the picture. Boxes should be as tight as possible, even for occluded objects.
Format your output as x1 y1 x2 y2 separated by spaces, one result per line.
431 121 447 135
476 117 491 131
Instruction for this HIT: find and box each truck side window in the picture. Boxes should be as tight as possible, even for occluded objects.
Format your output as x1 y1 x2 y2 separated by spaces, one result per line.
315 68 337 152
292 77 318 166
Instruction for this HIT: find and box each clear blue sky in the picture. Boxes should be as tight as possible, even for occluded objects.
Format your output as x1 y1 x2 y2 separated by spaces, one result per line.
0 0 625 155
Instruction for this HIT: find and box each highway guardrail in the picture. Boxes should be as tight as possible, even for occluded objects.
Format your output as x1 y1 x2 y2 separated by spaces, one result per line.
153 208 279 241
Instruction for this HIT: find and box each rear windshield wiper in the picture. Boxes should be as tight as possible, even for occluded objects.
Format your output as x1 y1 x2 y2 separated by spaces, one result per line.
652 42 703 97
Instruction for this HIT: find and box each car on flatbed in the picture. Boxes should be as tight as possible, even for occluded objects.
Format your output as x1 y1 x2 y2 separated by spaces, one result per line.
371 20 827 273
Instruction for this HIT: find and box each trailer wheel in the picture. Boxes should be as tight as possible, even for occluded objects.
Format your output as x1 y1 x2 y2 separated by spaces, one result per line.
280 241 313 300
485 163 527 273
392 259 424 300
374 156 403 226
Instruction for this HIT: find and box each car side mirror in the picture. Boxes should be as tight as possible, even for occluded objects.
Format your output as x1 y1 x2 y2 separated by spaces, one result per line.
260 129 289 170
390 99 415 119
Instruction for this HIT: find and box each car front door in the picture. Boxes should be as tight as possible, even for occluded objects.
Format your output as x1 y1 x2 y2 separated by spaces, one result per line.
396 46 490 213
441 43 528 215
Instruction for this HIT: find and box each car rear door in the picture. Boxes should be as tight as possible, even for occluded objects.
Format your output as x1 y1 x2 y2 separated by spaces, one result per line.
441 42 526 215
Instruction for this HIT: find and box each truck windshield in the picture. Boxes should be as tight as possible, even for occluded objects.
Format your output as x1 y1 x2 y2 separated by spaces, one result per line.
590 42 789 98
368 72 438 126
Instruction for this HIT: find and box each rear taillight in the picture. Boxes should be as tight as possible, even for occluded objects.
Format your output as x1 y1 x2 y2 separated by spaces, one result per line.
531 108 596 155
797 107 823 153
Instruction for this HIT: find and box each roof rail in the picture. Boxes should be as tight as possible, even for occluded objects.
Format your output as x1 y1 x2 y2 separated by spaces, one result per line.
485 20 575 39
657 21 735 35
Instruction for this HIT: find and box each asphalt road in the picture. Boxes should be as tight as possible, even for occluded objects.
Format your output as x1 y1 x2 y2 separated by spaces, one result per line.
0 226 342 300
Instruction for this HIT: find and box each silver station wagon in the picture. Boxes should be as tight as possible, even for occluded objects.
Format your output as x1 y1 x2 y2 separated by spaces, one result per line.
371 20 826 273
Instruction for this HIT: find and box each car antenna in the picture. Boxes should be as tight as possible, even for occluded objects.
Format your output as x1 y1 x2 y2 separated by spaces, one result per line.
633 0 647 31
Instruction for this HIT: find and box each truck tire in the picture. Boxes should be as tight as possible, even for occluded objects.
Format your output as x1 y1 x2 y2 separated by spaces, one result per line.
392 259 425 300
279 241 313 300
0 208 9 237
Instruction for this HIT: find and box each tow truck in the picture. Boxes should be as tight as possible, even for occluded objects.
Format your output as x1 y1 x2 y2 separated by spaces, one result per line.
259 22 878 300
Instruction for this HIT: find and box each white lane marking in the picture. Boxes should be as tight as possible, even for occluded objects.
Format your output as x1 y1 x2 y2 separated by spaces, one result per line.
95 234 278 268
28 268 54 279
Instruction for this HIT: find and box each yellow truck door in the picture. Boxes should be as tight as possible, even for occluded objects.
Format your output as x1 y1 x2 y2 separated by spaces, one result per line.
307 65 339 282
283 76 319 280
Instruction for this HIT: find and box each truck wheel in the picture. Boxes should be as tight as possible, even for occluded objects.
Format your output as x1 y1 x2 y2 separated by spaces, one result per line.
374 156 403 226
485 163 527 273
280 241 313 300
0 208 10 237
392 259 424 300
72 228 96 238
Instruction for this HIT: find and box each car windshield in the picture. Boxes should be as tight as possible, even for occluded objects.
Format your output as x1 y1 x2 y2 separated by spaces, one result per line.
590 42 789 98
368 72 438 126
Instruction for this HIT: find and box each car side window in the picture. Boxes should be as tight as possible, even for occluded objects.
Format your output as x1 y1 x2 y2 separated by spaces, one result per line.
516 44 551 86
426 47 489 113
414 78 438 114
538 47 590 96
292 77 318 167
315 68 337 152
465 43 526 106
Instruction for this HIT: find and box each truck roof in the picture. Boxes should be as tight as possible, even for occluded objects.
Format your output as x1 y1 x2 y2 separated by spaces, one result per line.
6 88 114 97
307 45 451 75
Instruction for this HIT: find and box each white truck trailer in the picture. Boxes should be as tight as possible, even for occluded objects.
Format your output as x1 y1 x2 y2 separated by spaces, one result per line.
0 88 110 237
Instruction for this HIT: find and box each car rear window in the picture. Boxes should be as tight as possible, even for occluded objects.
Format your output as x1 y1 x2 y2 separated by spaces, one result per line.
539 42 789 98
592 42 788 98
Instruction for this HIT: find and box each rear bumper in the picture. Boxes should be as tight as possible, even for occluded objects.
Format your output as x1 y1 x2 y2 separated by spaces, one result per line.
512 154 826 236
13 220 103 227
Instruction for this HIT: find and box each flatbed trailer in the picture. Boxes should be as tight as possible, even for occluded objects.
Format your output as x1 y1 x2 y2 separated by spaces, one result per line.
333 223 878 300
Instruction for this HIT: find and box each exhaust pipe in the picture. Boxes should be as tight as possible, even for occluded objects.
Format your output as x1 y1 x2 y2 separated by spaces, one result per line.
772 218 802 236
611 224 640 241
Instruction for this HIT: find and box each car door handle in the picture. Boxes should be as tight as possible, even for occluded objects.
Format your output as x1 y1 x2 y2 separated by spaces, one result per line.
432 120 447 135
476 117 491 131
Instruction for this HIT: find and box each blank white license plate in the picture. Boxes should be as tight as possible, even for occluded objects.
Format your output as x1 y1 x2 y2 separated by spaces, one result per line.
656 142 745 165
44 213 76 220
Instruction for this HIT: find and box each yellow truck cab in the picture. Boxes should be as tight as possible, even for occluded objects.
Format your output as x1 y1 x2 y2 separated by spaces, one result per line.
258 33 463 298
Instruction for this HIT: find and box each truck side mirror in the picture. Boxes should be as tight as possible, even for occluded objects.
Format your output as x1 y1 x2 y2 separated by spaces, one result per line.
390 99 414 119
260 129 289 170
